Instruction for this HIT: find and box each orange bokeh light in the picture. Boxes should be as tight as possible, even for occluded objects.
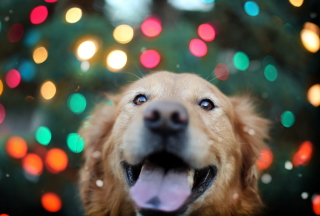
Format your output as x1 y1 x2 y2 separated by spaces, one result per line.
45 148 68 173
41 192 62 212
313 195 320 215
6 136 28 159
0 214 10 216
22 153 43 176
256 149 273 170
293 141 313 167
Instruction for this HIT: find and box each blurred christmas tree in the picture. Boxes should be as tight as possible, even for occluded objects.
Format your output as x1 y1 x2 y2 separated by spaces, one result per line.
0 0 320 215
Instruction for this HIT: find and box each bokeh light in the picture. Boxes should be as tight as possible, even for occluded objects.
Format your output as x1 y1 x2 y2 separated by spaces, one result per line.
22 153 43 176
293 141 313 167
76 41 97 61
7 23 24 42
233 51 249 71
35 126 52 145
113 24 134 44
106 50 127 71
214 63 230 80
45 0 58 2
0 214 9 216
257 148 273 170
67 133 85 153
0 104 5 124
6 136 28 159
81 61 90 72
41 81 56 100
33 46 48 64
18 60 36 82
41 193 62 212
6 69 21 88
198 24 216 41
264 64 278 81
141 16 162 37
289 0 304 7
0 79 3 95
307 84 320 107
68 93 86 114
140 50 161 68
45 148 68 173
30 6 48 25
244 1 259 16
300 22 320 53
313 195 320 215
65 7 82 23
281 110 295 128
189 39 207 57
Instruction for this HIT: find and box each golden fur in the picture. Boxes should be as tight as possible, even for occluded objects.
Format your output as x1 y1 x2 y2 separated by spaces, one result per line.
79 71 270 216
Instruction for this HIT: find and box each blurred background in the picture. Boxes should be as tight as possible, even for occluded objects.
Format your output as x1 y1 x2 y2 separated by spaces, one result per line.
0 0 320 215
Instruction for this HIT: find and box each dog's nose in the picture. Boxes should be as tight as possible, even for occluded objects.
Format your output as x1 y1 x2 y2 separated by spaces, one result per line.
144 101 188 133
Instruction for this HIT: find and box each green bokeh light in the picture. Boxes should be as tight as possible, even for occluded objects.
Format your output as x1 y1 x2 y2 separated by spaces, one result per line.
281 111 295 128
67 133 85 153
35 126 51 145
68 93 86 114
264 64 278 81
233 51 249 71
106 100 114 106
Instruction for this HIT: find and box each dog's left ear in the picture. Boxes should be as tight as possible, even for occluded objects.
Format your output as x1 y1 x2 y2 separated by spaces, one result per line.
229 96 271 190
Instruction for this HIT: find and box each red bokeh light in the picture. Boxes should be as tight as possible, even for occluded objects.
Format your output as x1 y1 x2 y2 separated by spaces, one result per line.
6 136 28 159
256 149 273 170
0 214 9 216
44 0 58 2
198 23 216 41
313 195 320 215
0 104 5 124
6 69 21 88
141 16 162 37
140 50 161 68
293 141 313 167
7 23 24 42
30 6 48 24
189 39 207 57
22 153 43 176
41 192 62 212
214 63 230 81
45 148 68 173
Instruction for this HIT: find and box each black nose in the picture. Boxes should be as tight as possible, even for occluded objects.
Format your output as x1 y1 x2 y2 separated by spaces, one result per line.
144 101 188 134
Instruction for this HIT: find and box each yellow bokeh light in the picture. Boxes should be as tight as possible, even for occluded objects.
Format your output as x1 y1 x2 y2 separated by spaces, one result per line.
307 84 320 107
289 0 304 7
301 29 320 53
113 25 134 44
41 81 56 100
106 50 127 71
66 7 82 23
76 41 97 60
0 79 3 96
33 46 48 64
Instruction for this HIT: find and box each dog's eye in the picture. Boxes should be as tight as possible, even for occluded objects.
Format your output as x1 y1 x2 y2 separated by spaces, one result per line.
133 94 148 105
199 99 215 111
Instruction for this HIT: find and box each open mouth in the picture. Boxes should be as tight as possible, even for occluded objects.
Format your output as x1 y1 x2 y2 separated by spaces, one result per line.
122 151 217 214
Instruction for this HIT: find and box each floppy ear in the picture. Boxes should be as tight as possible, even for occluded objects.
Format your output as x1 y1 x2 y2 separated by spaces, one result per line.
229 96 271 191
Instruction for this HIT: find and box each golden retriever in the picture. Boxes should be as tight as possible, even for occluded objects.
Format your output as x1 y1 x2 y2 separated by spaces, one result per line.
79 71 270 216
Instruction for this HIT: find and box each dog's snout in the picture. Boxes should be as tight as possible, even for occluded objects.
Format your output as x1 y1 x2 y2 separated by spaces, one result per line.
144 101 188 133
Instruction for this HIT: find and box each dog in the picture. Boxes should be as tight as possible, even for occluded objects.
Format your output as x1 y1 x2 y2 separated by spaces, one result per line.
79 71 270 216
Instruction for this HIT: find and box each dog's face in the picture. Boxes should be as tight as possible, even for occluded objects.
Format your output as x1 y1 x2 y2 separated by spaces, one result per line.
79 72 270 216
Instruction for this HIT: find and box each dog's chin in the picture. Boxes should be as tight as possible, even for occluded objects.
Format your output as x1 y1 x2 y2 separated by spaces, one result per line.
122 151 218 216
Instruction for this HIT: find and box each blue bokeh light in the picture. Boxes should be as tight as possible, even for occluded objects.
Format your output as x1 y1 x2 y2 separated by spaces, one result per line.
19 60 36 82
244 1 259 16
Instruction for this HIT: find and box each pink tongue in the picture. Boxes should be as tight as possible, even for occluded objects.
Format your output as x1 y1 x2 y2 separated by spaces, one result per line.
130 163 191 212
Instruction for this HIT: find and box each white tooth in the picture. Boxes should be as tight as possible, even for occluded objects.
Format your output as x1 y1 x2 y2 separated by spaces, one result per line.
188 168 195 188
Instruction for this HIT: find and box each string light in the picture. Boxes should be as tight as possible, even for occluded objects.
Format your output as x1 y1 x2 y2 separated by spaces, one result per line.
214 63 230 80
22 153 43 176
65 7 82 23
140 50 161 68
198 24 216 41
6 136 28 159
257 149 273 170
233 52 249 71
67 133 85 153
30 6 48 25
41 193 62 212
307 84 320 107
189 39 207 57
7 23 24 42
45 148 68 173
0 104 5 124
293 141 313 167
141 16 162 37
281 111 295 128
6 69 21 88
289 0 304 7
300 22 320 53
33 46 48 64
106 50 127 71
35 126 52 145
68 93 87 114
40 81 56 100
76 41 97 61
113 25 134 44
